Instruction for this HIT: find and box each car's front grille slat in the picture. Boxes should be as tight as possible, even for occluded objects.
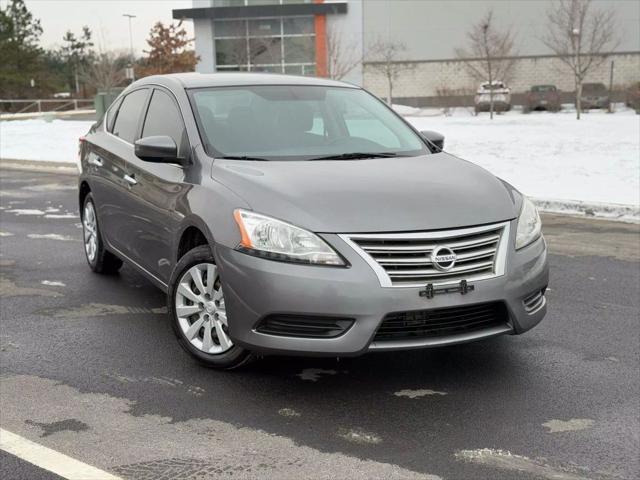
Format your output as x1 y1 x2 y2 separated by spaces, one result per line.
343 222 508 287
386 260 494 277
374 302 509 341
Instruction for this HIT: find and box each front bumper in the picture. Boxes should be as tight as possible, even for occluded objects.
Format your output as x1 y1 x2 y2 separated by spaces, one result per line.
581 98 610 109
215 221 549 357
528 100 561 110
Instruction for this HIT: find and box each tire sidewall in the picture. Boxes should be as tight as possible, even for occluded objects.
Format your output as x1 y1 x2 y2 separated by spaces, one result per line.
168 245 250 369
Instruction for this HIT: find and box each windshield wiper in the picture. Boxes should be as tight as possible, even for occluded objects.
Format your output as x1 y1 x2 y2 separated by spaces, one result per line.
308 152 404 161
218 155 269 161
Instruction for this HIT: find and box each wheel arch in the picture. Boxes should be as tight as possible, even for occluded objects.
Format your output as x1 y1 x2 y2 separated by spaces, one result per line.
176 216 216 262
79 180 91 214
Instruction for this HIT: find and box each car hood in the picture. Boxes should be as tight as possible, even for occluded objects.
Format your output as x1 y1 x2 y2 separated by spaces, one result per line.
211 153 518 233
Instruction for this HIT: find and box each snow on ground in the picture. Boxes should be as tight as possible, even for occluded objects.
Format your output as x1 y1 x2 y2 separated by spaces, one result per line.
1 110 639 218
1 118 91 163
404 108 640 209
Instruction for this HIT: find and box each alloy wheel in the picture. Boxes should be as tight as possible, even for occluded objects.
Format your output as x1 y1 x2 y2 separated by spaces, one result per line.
175 263 233 355
83 201 98 263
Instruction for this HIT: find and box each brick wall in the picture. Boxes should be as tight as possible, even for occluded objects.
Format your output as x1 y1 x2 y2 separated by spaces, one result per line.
363 52 640 107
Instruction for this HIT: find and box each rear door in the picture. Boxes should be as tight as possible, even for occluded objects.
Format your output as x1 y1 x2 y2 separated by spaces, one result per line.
121 87 192 283
90 89 150 253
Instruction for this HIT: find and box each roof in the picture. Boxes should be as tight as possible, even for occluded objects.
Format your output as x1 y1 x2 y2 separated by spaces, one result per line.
134 72 359 90
173 2 347 20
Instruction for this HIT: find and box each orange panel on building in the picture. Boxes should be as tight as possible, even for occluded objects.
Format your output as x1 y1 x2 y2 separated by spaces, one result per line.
314 0 328 77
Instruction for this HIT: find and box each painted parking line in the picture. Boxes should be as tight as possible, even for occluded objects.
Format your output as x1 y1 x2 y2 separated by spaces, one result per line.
0 428 121 480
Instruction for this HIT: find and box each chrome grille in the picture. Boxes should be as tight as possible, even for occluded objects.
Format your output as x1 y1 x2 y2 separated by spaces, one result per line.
341 222 510 287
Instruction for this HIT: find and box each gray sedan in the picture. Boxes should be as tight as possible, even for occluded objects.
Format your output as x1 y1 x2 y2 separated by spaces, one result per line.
78 73 548 369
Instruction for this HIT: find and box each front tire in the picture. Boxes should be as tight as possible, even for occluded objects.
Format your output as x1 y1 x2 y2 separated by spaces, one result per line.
82 193 122 274
168 245 253 369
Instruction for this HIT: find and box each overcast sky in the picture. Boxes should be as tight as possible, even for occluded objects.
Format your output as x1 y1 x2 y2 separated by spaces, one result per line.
18 0 194 55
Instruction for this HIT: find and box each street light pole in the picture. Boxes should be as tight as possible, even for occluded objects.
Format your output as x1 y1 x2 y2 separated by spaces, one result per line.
123 14 136 82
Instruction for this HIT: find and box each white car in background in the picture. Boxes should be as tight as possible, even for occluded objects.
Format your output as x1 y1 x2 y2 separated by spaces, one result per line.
474 81 511 113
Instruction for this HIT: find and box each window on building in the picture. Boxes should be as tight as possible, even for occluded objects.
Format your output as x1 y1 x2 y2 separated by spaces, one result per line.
248 18 280 36
112 89 148 143
250 37 283 65
213 15 316 74
213 0 312 5
283 17 314 35
283 36 314 63
216 38 248 66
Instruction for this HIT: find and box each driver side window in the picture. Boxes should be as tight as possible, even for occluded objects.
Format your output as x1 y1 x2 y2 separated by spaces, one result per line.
142 89 189 158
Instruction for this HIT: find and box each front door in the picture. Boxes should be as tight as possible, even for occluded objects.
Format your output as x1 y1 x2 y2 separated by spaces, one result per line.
96 88 149 254
121 88 192 283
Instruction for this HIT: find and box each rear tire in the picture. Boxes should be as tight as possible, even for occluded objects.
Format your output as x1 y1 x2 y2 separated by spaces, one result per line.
168 245 253 370
82 193 122 274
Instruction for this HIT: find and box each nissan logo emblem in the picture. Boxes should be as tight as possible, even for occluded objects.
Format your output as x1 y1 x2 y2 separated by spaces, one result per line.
431 246 457 271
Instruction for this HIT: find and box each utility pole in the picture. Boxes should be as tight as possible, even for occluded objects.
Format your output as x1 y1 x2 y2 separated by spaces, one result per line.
123 14 136 82
608 60 614 113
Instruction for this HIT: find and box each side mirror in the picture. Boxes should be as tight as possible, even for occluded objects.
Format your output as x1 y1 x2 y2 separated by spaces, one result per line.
134 135 179 163
420 130 445 152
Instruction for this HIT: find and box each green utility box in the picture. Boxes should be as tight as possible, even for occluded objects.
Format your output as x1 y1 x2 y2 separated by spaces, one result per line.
94 88 125 119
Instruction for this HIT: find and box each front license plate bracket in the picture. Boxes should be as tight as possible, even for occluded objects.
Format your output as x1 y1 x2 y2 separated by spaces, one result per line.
419 280 475 299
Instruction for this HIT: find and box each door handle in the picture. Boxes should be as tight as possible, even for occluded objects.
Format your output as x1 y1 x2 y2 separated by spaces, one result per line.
88 156 103 167
123 174 137 186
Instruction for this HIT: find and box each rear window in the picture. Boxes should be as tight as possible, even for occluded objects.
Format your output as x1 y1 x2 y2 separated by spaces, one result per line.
582 83 606 93
112 89 148 143
105 97 123 132
531 85 556 92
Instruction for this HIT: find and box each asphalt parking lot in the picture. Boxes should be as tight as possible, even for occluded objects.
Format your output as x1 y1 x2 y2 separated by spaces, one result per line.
1 166 638 480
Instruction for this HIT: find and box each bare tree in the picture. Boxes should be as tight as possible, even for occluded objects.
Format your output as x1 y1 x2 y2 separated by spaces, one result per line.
435 83 477 116
82 50 127 92
543 0 618 119
366 38 413 105
326 26 360 80
455 10 516 119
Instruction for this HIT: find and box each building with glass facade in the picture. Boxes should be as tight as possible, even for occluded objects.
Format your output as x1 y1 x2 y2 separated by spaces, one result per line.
174 1 639 104
174 1 357 80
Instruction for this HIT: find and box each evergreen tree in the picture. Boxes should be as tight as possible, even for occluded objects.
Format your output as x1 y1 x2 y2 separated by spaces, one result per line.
61 26 94 96
0 0 43 98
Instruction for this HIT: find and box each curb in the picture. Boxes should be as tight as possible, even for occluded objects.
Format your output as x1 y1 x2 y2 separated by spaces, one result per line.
532 197 639 224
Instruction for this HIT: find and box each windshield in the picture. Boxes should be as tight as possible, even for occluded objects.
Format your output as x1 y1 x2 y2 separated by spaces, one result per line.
188 85 428 160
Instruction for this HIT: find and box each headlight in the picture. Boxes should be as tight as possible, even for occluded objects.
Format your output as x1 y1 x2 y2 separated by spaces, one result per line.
233 209 345 266
515 196 542 249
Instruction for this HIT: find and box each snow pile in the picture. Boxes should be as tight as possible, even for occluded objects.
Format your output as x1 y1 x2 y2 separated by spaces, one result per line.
405 110 640 212
1 118 92 163
392 103 423 116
